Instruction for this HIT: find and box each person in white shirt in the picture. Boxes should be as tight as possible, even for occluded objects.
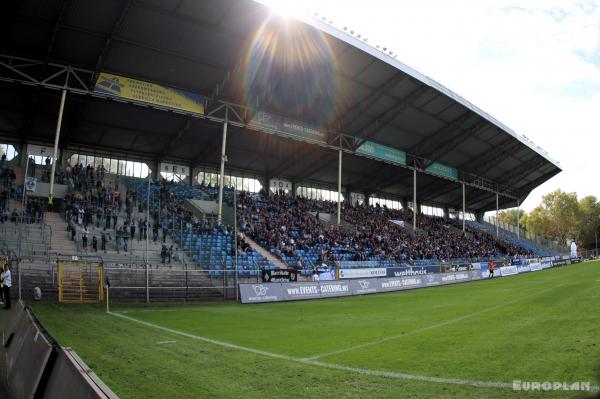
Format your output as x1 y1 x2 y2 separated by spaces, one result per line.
2 263 11 309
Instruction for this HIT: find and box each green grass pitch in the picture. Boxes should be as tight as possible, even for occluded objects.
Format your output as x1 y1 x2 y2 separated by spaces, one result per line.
32 261 600 399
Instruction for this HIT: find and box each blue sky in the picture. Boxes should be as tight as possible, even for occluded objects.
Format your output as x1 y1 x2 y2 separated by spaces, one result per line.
263 0 600 211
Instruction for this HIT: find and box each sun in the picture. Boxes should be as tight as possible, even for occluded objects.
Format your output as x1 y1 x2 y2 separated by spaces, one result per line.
258 0 305 19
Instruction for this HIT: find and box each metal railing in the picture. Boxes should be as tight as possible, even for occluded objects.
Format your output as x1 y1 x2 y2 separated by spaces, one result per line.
480 215 567 253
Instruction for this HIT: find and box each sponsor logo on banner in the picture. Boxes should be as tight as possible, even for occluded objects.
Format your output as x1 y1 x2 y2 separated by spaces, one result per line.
425 161 459 180
356 140 406 166
249 111 327 144
239 283 284 303
517 265 531 273
499 266 519 276
471 262 482 270
281 282 350 300
350 279 378 295
542 259 554 268
387 267 428 277
441 272 470 284
529 262 543 271
94 72 206 114
469 270 482 280
379 277 424 292
455 272 470 280
339 268 387 279
319 282 350 297
424 273 441 286
261 269 297 283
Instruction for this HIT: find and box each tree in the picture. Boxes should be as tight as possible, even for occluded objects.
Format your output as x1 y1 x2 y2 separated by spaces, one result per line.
525 189 580 245
577 195 600 249
498 209 526 226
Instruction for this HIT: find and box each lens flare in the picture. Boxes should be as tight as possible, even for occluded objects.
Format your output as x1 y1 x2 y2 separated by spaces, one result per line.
231 14 342 128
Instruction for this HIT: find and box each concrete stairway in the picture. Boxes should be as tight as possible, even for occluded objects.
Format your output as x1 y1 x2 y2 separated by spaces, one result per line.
45 212 77 255
242 234 287 269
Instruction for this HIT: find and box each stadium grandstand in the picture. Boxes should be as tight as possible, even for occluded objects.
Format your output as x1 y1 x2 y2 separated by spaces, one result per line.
0 0 567 289
0 1 590 397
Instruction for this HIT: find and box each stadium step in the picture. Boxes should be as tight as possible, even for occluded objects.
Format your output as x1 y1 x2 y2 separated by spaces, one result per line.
45 212 78 254
241 234 287 269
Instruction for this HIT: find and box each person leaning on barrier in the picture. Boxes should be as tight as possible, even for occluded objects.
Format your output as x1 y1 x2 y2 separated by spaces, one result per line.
2 262 11 309
0 264 4 306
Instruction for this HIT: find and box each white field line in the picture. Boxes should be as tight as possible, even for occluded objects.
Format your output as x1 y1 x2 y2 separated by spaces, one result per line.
304 284 563 361
156 340 177 345
110 311 515 389
109 284 599 392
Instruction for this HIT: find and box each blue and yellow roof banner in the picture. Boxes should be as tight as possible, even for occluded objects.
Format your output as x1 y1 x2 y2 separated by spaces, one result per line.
94 72 205 115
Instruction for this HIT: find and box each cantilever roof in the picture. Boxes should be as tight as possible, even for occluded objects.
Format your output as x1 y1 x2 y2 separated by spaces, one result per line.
0 0 560 213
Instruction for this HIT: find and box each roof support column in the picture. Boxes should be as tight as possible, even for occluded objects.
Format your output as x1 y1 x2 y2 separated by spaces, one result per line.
462 182 466 233
49 89 67 202
337 148 342 225
413 169 417 230
516 199 520 240
217 113 228 225
496 191 499 238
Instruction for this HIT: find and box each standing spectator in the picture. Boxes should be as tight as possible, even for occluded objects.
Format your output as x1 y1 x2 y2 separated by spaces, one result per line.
161 245 167 264
112 208 118 229
130 219 136 244
123 228 129 252
115 227 121 253
92 236 98 252
153 222 159 243
101 231 107 252
162 222 168 243
105 206 111 229
82 229 88 251
2 262 11 310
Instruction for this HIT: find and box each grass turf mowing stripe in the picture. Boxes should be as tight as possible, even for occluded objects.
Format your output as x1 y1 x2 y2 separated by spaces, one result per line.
109 281 600 393
304 283 564 361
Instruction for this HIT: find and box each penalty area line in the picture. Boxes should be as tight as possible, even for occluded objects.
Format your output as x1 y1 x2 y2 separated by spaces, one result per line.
107 311 590 391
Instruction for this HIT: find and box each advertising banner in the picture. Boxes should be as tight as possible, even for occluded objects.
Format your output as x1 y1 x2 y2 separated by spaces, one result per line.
499 266 519 276
386 267 430 277
318 281 351 298
281 282 322 301
250 111 327 144
440 271 471 284
240 267 552 304
542 259 554 268
356 140 406 166
338 268 387 279
378 276 424 292
239 283 285 304
261 269 298 283
517 265 531 273
349 279 379 295
528 262 542 271
94 72 206 114
469 270 482 281
423 273 443 286
425 161 459 180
